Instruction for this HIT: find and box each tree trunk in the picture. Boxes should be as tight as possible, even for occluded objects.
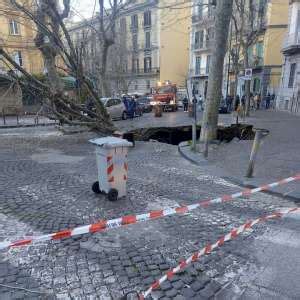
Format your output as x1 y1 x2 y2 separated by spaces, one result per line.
99 43 111 97
200 0 233 142
244 47 251 116
232 68 239 110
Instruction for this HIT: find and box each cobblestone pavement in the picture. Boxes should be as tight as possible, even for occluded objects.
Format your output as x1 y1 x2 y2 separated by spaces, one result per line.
0 126 299 299
207 110 300 198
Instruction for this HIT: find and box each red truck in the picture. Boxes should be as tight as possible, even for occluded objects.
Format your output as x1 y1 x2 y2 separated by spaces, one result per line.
150 83 178 112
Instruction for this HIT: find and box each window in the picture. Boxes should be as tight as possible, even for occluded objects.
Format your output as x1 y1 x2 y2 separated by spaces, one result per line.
197 0 203 18
9 19 20 35
194 31 204 48
144 57 152 73
256 42 263 65
132 58 139 73
106 99 114 107
120 18 127 33
207 27 214 40
144 11 151 27
195 56 201 75
12 51 23 66
145 32 151 49
132 34 138 50
206 55 211 74
131 14 138 29
195 31 200 45
247 45 253 65
252 78 261 93
288 63 296 88
146 80 151 89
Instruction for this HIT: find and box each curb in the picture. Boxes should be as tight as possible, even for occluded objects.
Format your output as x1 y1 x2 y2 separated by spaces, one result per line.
0 123 56 129
178 142 300 202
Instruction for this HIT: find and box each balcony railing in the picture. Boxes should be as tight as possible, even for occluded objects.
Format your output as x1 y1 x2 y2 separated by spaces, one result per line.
107 68 160 78
192 40 214 51
284 32 300 47
190 67 209 77
192 13 214 25
130 67 160 75
282 32 300 54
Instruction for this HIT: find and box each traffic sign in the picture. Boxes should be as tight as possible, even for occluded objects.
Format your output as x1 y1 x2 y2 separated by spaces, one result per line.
245 68 252 81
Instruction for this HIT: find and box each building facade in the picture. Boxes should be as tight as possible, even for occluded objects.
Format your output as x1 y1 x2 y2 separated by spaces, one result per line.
0 0 43 75
69 0 191 95
109 0 191 94
189 0 215 100
277 0 300 115
230 0 289 100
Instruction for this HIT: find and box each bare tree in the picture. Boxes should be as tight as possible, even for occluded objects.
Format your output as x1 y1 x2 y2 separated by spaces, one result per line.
200 0 233 142
0 0 116 133
231 0 266 116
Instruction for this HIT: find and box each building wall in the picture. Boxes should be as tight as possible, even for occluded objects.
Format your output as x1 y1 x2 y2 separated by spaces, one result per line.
0 1 44 74
276 1 300 115
159 0 191 88
122 0 160 94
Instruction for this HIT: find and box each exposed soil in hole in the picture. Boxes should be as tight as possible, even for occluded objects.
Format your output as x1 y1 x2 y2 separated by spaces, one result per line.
126 124 255 145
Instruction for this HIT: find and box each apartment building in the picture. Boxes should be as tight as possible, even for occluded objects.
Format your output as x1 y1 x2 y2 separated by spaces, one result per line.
277 0 300 115
0 0 43 74
228 0 289 99
69 0 191 95
189 0 215 100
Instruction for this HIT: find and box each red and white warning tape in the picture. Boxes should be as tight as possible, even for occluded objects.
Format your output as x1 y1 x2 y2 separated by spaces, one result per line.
0 174 299 251
139 207 300 299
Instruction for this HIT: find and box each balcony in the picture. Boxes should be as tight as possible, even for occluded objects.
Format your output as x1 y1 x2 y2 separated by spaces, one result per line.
190 67 209 78
129 67 160 76
192 40 214 52
282 32 300 55
108 68 160 79
192 14 214 26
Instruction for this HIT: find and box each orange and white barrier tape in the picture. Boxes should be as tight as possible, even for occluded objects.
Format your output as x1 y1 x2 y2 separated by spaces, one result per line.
139 207 300 299
0 174 299 251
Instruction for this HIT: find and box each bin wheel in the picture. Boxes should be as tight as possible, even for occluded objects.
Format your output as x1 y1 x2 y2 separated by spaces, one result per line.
108 188 118 201
92 181 101 194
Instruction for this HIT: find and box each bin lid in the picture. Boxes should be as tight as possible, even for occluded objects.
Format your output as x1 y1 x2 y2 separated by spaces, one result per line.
89 136 133 148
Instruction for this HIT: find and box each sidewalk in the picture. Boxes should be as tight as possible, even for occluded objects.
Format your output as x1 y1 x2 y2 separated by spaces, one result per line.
0 115 57 128
179 110 300 200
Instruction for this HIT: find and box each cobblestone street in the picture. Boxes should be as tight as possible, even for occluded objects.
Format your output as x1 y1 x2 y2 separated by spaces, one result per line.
0 124 299 299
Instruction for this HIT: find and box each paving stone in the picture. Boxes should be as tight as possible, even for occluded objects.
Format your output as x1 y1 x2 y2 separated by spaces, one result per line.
166 288 178 298
172 280 184 290
181 287 195 298
160 281 172 291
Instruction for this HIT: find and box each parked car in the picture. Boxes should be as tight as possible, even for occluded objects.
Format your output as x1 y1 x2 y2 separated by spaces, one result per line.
137 96 153 113
101 98 127 120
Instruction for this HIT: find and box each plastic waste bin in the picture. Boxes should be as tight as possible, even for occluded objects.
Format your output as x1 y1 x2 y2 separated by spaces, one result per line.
89 137 133 201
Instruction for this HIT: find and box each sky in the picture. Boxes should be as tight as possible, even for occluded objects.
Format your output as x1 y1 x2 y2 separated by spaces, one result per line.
70 0 99 21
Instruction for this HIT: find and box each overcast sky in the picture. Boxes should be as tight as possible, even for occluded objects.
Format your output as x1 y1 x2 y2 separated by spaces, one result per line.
70 0 99 20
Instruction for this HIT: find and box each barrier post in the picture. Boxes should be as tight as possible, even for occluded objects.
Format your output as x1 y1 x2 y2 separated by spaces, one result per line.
246 128 269 178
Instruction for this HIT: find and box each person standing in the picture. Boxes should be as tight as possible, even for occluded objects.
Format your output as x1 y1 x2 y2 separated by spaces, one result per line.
265 93 271 109
256 94 261 110
198 94 203 111
235 94 240 111
182 96 188 112
271 93 276 109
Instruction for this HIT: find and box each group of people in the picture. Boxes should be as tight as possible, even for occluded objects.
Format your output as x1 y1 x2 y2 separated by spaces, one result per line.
122 95 138 118
226 92 276 112
182 95 204 112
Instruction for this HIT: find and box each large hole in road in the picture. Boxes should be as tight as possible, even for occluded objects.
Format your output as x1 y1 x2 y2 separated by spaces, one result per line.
126 124 255 145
